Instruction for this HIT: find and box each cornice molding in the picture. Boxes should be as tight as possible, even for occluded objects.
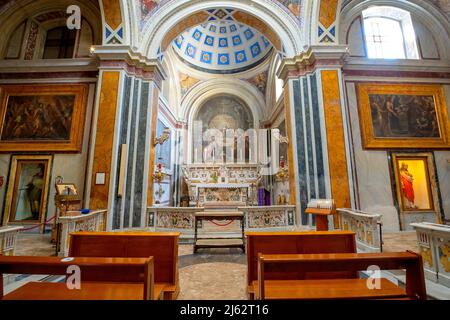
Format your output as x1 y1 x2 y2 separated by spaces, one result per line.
92 45 167 83
277 45 349 80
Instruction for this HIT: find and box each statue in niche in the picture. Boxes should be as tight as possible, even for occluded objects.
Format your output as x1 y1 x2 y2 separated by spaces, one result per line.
400 162 417 210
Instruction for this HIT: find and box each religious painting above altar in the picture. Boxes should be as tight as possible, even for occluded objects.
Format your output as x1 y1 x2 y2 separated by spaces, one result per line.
356 83 450 149
0 84 88 153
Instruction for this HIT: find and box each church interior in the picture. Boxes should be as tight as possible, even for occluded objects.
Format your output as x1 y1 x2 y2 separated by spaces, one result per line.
0 0 449 301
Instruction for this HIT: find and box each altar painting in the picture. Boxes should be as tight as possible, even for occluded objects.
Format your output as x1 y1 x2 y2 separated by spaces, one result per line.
392 155 434 212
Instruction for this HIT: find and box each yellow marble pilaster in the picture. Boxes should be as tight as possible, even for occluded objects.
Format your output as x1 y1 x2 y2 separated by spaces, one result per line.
283 83 297 207
321 70 351 227
90 71 121 210
147 85 160 207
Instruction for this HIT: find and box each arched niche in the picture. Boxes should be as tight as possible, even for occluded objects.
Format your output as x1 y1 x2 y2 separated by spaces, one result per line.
137 0 307 59
181 78 264 164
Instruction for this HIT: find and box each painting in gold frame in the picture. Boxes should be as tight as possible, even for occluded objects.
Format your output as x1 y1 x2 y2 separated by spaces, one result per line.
356 83 450 149
392 154 434 214
2 155 53 233
0 84 88 153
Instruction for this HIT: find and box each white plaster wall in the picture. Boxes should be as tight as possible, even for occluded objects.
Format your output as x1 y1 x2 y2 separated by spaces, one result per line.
346 82 450 229
346 82 400 232
347 18 366 57
0 83 95 228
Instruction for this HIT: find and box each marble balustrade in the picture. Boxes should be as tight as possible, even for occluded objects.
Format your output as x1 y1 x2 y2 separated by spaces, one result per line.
146 206 297 235
411 222 450 287
337 208 382 253
0 226 23 256
57 210 107 257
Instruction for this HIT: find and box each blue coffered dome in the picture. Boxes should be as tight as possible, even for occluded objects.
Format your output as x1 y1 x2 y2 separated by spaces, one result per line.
172 9 273 74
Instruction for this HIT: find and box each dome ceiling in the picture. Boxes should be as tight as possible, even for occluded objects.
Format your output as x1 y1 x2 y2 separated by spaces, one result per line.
171 8 273 74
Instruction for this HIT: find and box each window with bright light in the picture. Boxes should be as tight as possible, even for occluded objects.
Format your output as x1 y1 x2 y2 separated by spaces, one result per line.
362 6 419 59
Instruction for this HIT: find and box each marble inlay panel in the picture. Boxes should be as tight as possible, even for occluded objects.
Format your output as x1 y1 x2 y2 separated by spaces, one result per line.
133 82 150 227
303 77 315 200
293 79 308 225
102 0 122 30
319 0 338 28
310 73 326 198
113 76 132 229
124 79 140 228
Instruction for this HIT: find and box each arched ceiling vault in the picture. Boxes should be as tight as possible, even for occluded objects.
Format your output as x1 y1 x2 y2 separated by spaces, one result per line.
160 9 282 53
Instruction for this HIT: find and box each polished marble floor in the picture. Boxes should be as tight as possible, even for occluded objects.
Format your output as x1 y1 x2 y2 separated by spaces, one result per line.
9 230 420 300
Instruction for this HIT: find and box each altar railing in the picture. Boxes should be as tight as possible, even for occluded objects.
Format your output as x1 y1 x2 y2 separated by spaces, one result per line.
0 226 23 256
57 210 107 257
146 206 297 235
147 207 202 233
238 206 296 230
337 208 382 253
411 222 450 287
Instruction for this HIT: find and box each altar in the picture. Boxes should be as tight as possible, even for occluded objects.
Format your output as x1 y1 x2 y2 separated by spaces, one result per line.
182 164 260 208
196 183 252 208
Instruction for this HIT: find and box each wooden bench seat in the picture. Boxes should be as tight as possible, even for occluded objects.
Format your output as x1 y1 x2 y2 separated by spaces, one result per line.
256 251 426 300
246 231 357 299
2 282 166 300
69 231 180 300
0 256 156 300
254 279 407 300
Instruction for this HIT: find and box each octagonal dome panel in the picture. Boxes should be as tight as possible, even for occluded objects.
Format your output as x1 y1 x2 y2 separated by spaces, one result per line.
171 9 273 74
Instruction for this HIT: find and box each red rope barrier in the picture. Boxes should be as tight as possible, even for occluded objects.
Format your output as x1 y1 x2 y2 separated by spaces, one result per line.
208 220 236 227
20 215 56 232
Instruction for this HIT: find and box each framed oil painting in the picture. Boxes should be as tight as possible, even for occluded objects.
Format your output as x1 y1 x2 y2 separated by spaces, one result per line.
0 84 88 153
55 183 78 196
392 154 434 212
390 152 443 230
356 83 450 149
2 155 53 232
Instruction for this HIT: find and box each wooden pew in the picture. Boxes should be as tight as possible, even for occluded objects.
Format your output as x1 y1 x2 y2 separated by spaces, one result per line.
69 231 180 300
0 256 158 300
257 251 426 300
246 231 357 299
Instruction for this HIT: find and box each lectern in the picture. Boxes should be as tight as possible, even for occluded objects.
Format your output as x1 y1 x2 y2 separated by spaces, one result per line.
305 199 335 231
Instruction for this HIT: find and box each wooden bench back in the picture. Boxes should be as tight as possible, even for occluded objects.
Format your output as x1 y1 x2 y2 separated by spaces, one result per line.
257 251 426 300
246 231 357 285
69 232 180 285
0 256 154 300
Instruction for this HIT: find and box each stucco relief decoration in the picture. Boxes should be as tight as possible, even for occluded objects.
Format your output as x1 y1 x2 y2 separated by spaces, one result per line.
247 71 268 95
139 0 169 28
274 0 301 17
248 210 287 228
180 73 200 95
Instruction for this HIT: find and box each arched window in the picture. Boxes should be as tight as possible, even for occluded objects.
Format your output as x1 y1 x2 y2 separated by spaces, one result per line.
362 6 419 59
43 26 77 59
